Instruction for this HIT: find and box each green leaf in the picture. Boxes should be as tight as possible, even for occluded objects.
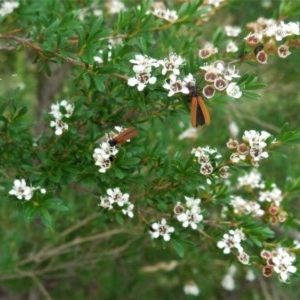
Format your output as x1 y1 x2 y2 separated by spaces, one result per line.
242 91 261 100
114 167 125 179
40 208 53 228
278 124 300 145
171 239 185 258
83 72 91 88
24 206 37 220
44 199 69 211
93 76 106 91
115 212 124 225
17 106 28 118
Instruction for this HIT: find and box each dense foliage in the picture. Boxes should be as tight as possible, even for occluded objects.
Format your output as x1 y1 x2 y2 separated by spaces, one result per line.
1 0 300 299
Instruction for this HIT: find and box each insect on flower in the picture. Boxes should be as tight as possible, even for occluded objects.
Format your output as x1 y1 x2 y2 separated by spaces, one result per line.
188 83 211 127
253 44 264 56
109 127 138 146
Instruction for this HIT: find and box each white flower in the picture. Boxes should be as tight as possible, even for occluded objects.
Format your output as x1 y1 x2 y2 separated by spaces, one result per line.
243 130 271 148
127 71 157 91
93 154 112 173
237 169 264 189
0 1 19 17
183 73 196 86
207 0 225 8
164 9 178 23
8 179 45 201
93 142 118 160
228 121 239 138
217 229 245 254
158 53 185 75
107 187 129 207
49 100 74 135
226 82 242 99
151 7 178 23
229 228 246 242
245 270 256 281
224 25 241 37
129 54 159 72
285 21 300 36
217 234 238 254
122 202 134 218
50 119 69 135
241 130 272 165
149 218 175 241
178 127 198 140
271 247 297 282
259 184 282 206
199 42 218 58
49 103 62 120
106 0 125 14
99 187 133 217
176 197 203 230
183 282 200 296
49 100 74 119
221 265 237 290
278 45 291 58
221 274 235 291
238 251 250 265
163 74 189 96
184 196 201 208
99 196 114 210
177 208 203 230
226 41 239 53
9 179 33 200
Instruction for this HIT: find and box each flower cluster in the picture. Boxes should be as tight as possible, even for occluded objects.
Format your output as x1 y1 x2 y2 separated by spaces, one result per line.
227 129 273 166
245 17 300 63
237 169 264 189
200 60 242 99
93 126 131 173
49 100 74 136
149 218 175 242
98 187 134 218
191 146 225 176
231 171 266 219
173 196 203 230
217 229 249 264
127 52 191 96
147 2 178 23
230 195 264 218
261 248 297 282
128 53 243 109
9 179 46 201
0 1 19 17
259 183 287 224
229 170 287 224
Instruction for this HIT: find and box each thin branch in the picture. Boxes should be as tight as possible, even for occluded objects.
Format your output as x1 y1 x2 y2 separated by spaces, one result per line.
19 228 127 265
1 239 136 281
30 275 53 300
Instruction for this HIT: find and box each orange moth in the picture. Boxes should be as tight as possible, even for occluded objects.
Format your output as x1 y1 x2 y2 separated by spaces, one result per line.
109 127 138 146
188 84 211 127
